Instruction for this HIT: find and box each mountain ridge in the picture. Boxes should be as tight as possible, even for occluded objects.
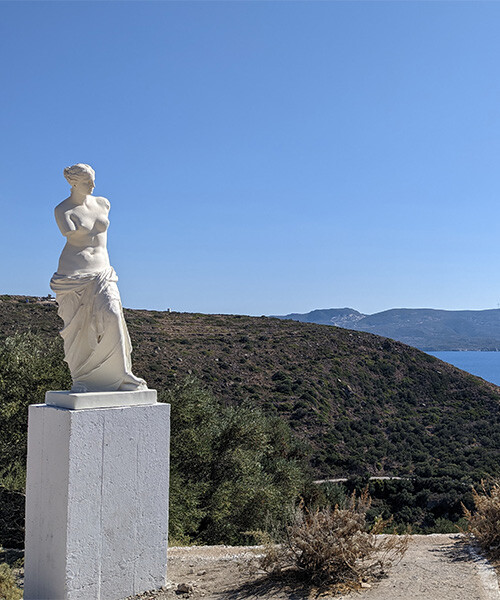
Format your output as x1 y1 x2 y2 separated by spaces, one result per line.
274 307 500 350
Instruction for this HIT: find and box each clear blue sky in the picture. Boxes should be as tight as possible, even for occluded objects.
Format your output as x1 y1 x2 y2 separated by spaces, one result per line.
2 1 500 316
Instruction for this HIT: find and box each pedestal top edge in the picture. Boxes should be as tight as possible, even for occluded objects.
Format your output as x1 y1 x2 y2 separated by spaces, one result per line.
44 389 158 410
46 389 158 398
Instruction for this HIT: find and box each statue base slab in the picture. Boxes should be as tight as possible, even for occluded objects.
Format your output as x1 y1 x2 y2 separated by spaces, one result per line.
45 388 157 410
24 397 170 600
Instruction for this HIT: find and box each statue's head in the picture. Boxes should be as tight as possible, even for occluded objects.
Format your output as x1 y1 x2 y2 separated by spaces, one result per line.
64 164 96 192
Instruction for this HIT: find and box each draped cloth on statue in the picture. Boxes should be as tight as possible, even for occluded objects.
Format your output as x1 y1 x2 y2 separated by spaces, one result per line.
50 267 147 392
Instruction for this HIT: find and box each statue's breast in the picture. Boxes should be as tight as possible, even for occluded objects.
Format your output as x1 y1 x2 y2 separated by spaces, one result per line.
69 209 109 234
94 217 110 233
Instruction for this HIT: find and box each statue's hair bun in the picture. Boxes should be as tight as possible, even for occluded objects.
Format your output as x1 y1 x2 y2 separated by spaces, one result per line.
64 164 95 187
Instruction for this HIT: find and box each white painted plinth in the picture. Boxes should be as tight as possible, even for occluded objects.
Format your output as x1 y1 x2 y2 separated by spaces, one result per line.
45 389 157 410
24 396 170 600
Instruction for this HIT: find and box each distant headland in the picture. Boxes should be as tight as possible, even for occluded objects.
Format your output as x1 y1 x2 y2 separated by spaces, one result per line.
273 307 500 351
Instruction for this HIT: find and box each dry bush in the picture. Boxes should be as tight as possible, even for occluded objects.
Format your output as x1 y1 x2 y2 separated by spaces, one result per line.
463 481 500 559
0 562 22 600
260 489 408 590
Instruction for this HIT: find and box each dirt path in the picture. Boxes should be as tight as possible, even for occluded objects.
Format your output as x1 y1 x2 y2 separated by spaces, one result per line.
129 535 499 600
360 535 499 600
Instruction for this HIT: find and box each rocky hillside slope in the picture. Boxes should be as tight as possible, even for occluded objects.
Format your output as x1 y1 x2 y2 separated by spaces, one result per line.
1 294 500 479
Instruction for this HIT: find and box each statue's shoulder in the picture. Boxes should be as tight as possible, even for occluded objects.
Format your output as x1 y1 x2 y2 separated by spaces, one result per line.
55 197 71 216
95 196 110 211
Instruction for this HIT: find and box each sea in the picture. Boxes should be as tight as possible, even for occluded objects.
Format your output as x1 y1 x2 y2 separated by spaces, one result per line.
428 351 500 387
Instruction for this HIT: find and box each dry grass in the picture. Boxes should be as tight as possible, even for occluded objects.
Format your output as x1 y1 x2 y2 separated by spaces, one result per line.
0 562 22 600
464 481 500 559
260 489 408 591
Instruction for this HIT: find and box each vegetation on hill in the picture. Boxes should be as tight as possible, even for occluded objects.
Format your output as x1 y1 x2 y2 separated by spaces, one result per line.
127 309 500 483
0 329 308 547
1 294 500 544
1 295 500 481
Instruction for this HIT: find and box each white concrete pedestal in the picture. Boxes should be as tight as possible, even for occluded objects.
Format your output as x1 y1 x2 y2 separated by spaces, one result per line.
24 391 170 600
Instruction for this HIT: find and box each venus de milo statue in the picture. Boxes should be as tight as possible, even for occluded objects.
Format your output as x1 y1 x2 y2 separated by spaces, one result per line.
51 163 147 392
25 167 167 600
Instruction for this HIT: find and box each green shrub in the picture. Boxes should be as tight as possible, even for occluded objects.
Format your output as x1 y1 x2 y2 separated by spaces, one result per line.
162 378 309 545
0 332 71 547
0 332 70 492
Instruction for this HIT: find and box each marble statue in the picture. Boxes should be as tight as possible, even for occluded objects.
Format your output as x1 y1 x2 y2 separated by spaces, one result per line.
50 164 147 392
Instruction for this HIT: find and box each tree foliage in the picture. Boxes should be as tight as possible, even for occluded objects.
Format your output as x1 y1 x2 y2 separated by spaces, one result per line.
0 332 70 490
163 379 308 545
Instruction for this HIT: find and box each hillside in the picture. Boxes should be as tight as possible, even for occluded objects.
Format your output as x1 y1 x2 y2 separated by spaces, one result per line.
1 294 500 480
275 307 500 350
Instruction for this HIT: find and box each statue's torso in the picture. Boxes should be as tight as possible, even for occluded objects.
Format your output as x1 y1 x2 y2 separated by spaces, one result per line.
56 196 111 276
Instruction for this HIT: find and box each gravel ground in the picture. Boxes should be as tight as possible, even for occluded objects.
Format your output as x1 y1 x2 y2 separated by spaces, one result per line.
359 535 499 600
128 535 500 600
3 534 497 599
